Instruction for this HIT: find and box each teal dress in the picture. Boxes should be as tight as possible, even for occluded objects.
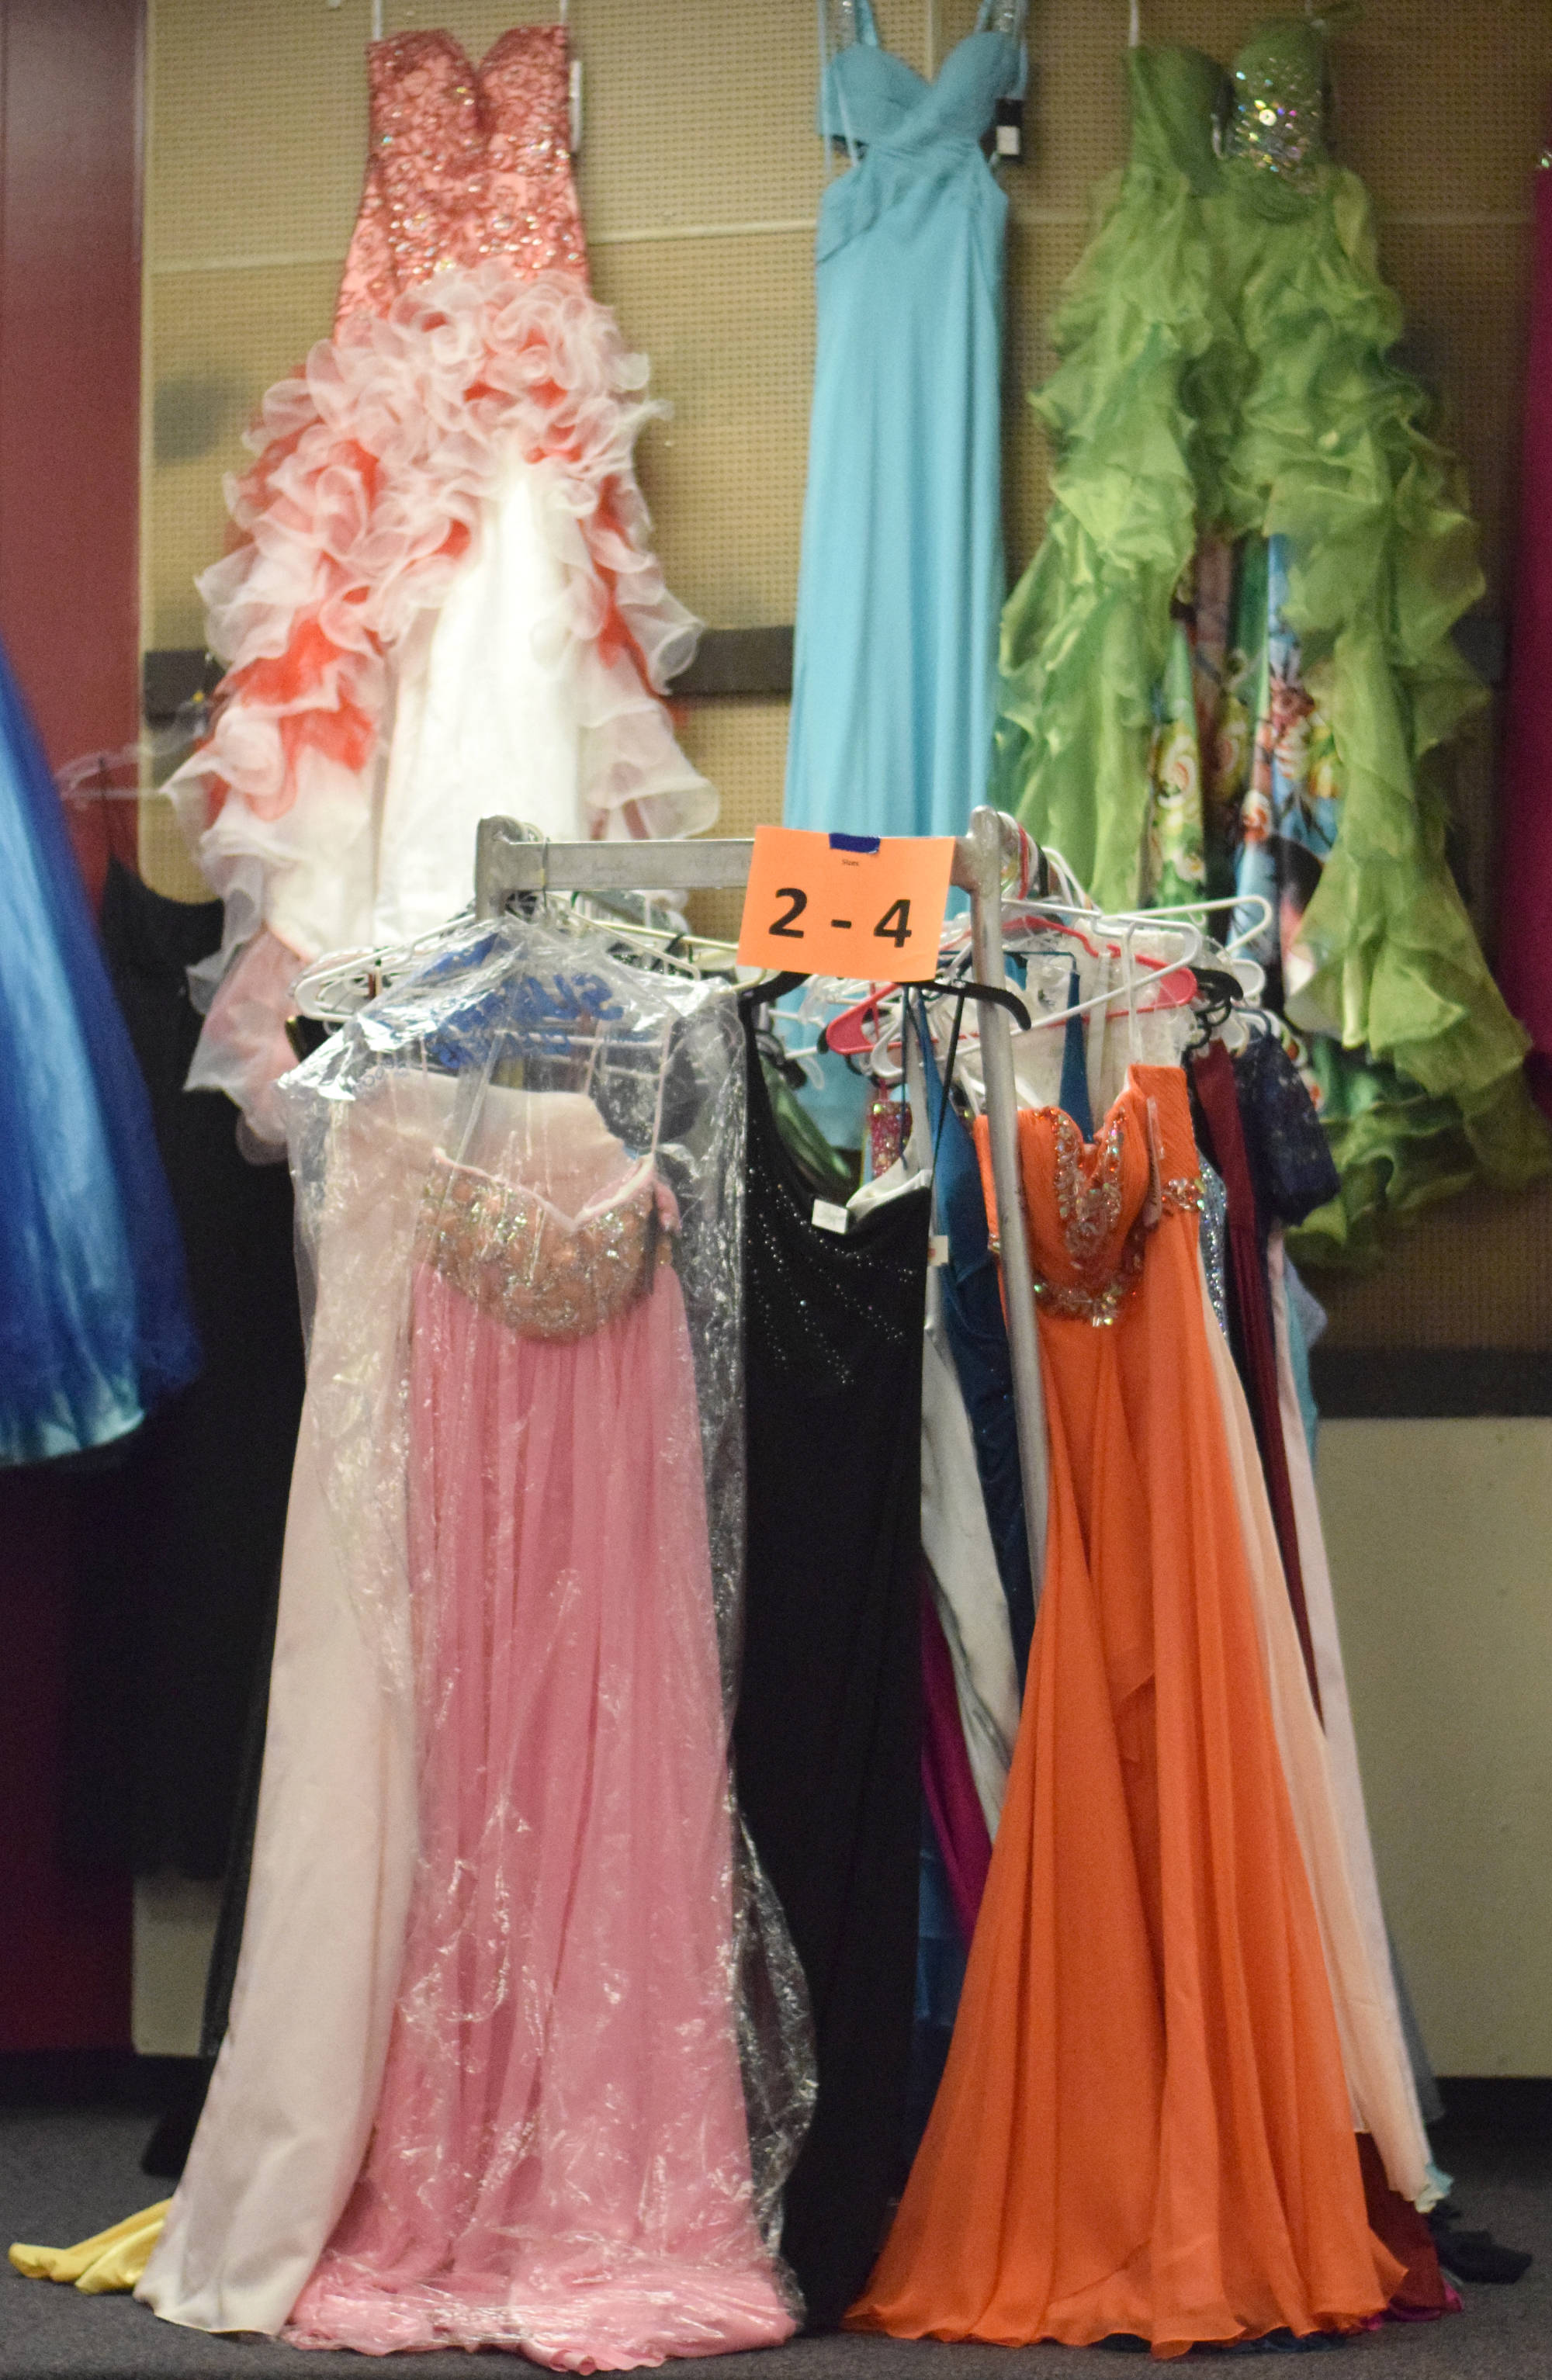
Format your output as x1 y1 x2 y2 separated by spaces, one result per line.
784 2 1024 840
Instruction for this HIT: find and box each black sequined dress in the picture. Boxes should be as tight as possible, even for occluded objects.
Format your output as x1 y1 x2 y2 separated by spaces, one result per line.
733 1009 929 2327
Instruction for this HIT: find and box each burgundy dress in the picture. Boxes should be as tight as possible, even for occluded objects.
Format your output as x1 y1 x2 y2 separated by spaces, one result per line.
1498 147 1552 1114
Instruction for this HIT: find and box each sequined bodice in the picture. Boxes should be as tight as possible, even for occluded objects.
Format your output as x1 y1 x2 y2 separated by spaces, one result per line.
1218 19 1328 205
414 1148 675 1342
335 27 587 327
1128 24 1330 216
993 1066 1203 1327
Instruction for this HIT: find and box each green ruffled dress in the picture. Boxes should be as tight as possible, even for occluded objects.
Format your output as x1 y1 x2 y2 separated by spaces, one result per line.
996 22 1550 1265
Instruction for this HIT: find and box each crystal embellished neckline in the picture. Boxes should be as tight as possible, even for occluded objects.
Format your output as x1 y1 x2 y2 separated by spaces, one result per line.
431 1144 656 1236
414 1145 672 1345
369 26 553 76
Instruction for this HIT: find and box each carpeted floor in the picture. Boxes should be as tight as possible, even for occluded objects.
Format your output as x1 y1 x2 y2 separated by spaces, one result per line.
2 2102 1547 2379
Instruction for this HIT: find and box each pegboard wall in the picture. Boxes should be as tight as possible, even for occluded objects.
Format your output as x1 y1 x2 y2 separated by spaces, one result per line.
142 0 1552 1346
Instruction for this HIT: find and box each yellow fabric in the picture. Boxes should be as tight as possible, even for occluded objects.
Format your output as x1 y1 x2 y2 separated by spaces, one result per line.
8 2201 169 2293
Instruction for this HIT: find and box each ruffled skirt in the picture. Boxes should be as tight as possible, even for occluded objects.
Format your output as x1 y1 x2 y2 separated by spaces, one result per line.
168 264 714 1141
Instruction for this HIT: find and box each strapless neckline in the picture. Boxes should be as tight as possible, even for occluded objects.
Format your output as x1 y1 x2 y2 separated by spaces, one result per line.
337 23 587 324
414 1143 677 1346
989 1069 1204 1328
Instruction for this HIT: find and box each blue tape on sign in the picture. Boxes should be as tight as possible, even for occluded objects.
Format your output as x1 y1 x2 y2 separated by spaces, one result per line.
828 832 881 854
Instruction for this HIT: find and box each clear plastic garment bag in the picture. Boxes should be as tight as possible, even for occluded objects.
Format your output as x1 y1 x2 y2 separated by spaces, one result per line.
140 909 813 2364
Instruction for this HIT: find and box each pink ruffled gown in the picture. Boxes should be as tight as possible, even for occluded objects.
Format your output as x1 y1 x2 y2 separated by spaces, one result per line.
281 1096 792 2364
168 28 713 1142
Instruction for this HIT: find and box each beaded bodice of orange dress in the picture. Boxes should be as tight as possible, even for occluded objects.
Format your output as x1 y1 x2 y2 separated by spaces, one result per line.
335 28 587 323
167 26 712 1151
849 1066 1401 2355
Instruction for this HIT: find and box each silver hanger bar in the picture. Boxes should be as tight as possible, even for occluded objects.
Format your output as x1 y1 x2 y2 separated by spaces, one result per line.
475 821 757 912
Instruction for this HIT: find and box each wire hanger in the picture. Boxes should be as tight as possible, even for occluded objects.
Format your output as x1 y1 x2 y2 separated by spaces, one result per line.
290 919 469 1023
1122 888 1275 964
57 708 210 804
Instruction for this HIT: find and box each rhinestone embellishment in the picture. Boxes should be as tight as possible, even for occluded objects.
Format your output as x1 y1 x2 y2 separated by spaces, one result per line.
338 26 589 326
1026 1108 1204 1327
414 1151 672 1342
1221 47 1325 191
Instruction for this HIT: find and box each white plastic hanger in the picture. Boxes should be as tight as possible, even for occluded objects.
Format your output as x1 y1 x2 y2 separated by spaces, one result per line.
1126 888 1276 963
1003 923 1204 1040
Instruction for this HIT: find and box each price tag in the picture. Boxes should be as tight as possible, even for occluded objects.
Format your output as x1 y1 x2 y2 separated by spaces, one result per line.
737 826 954 984
811 1200 850 1235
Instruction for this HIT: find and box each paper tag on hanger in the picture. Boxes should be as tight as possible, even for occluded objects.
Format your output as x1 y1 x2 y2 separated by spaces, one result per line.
929 1233 951 1267
811 1200 850 1235
737 827 954 982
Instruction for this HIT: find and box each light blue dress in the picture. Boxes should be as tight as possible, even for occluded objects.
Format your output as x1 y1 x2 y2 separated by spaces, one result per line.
784 1 1024 840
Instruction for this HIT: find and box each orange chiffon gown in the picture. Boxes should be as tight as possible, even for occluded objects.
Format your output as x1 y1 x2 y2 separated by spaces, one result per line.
847 1066 1401 2358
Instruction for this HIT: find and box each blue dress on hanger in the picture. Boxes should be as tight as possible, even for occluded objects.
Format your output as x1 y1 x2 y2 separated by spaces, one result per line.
0 642 199 1463
784 2 1024 840
915 997 1034 1685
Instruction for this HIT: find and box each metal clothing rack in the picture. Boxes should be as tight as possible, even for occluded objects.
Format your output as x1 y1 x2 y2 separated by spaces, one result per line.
473 806 1050 1576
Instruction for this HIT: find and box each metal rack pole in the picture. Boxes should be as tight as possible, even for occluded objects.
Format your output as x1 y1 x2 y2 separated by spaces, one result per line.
954 807 1048 1592
474 818 757 913
475 811 1048 1592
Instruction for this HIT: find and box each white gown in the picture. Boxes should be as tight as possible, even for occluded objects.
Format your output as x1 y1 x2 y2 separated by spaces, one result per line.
167 26 713 1145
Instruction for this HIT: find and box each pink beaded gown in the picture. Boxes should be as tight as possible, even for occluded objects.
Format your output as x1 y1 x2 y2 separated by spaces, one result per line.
137 950 800 2356
272 1097 794 2363
167 28 713 1145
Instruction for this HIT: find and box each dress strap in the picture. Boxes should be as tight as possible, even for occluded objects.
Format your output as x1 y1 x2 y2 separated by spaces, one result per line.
819 0 878 167
975 0 1027 34
841 0 882 47
975 1 1031 106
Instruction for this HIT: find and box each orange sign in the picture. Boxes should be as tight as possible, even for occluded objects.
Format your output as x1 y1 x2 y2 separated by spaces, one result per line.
737 826 954 983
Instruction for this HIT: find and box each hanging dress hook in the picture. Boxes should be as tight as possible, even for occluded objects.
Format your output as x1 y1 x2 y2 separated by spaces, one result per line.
1122 923 1140 1066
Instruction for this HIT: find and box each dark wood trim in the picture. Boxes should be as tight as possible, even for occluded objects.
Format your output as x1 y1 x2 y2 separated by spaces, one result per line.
142 646 221 722
669 624 793 698
0 2049 196 2109
1311 1348 1552 1420
1431 2077 1552 2136
144 625 799 722
147 616 1490 712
